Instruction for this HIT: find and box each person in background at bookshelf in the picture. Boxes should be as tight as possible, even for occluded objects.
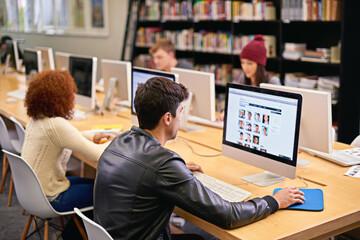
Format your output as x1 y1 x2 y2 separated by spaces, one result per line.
149 38 193 72
217 35 280 121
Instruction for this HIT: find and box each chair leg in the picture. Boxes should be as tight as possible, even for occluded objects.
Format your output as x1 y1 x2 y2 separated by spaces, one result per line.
33 217 37 231
59 216 65 230
44 219 49 240
8 174 13 206
0 155 9 193
22 209 25 215
72 214 88 240
21 214 34 240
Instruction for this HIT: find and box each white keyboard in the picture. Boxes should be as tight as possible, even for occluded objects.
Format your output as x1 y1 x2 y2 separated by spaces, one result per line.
193 171 251 202
7 89 26 100
187 115 223 129
302 147 360 166
114 99 131 108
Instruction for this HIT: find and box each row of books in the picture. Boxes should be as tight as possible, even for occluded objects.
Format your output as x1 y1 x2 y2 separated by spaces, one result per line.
139 0 276 22
193 0 232 21
284 72 339 103
281 0 341 21
232 1 276 21
162 0 193 21
136 27 276 57
139 1 161 21
282 42 340 63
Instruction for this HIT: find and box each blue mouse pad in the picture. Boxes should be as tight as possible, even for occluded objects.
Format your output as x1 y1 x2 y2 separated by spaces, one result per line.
273 188 324 211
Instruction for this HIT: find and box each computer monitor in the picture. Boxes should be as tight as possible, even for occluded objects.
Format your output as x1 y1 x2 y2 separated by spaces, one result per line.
222 83 302 186
101 59 132 109
131 67 179 124
55 51 71 71
23 48 42 81
5 40 22 72
171 67 216 122
260 83 332 154
69 55 97 109
35 47 55 71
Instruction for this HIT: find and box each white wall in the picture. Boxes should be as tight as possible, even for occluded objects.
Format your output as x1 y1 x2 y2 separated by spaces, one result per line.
2 0 129 79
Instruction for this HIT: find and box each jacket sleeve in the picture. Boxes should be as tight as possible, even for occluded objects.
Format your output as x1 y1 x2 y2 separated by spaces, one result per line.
156 158 278 229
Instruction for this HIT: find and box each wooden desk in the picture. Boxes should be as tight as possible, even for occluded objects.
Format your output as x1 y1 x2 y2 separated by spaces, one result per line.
1 72 360 239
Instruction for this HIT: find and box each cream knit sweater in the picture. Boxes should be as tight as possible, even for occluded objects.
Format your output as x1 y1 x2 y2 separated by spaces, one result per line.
21 117 110 197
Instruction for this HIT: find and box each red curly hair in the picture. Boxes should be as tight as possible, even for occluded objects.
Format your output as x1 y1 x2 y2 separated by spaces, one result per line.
25 70 78 120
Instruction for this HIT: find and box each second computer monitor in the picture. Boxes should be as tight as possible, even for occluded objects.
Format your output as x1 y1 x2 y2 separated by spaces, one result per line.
131 67 178 124
101 59 131 105
222 83 302 186
171 67 216 122
55 51 71 71
23 48 42 81
260 83 332 153
5 40 22 71
35 47 55 71
69 55 97 109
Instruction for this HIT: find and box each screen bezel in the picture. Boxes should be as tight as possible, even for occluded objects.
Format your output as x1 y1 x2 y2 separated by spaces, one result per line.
222 83 303 167
131 66 177 115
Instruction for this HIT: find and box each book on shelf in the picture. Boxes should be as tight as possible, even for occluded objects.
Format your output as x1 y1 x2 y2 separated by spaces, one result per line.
282 0 341 21
283 42 306 60
300 56 329 63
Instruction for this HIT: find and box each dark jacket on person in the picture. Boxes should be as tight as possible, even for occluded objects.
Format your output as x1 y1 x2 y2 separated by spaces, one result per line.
93 126 279 240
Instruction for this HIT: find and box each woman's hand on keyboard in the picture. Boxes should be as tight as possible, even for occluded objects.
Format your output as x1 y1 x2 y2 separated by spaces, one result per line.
273 187 305 209
186 162 204 173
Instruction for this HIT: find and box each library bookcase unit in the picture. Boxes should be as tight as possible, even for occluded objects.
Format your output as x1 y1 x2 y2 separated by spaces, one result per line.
124 0 341 85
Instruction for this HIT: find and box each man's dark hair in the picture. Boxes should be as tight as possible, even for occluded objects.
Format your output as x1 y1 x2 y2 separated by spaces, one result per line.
134 77 189 130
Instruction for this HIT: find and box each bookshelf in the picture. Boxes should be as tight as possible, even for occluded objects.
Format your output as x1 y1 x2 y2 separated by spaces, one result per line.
122 0 347 130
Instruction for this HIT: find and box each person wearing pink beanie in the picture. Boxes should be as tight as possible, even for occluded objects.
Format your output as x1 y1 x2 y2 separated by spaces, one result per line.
217 35 280 121
239 34 280 87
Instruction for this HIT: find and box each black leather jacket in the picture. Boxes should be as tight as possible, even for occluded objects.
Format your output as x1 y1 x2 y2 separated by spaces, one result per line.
94 126 278 240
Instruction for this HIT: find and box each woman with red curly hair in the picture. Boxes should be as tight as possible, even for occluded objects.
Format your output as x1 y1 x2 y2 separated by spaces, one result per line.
21 70 113 213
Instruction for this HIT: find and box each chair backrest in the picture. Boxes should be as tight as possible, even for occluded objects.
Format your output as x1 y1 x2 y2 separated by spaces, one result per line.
74 208 113 240
0 116 19 153
9 116 25 149
3 150 60 219
351 135 360 147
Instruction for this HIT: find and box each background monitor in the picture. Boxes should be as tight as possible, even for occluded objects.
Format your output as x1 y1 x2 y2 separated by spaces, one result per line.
35 47 55 71
171 67 216 122
260 83 332 153
23 48 42 81
5 40 22 71
101 59 131 109
69 55 97 109
55 51 71 71
222 83 302 186
131 67 178 124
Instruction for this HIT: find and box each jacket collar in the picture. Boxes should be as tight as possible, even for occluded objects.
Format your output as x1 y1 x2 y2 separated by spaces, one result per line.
131 126 161 145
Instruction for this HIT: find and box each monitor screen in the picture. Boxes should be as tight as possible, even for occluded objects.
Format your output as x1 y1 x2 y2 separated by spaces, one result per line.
260 83 332 153
222 83 302 183
69 55 97 109
131 67 178 115
23 48 42 77
171 67 216 122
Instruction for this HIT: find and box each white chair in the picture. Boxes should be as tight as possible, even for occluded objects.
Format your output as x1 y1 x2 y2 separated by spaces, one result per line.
74 208 114 240
9 116 25 149
3 150 92 240
351 135 360 147
0 116 21 206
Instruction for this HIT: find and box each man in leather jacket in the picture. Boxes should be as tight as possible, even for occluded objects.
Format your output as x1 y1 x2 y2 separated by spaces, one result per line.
94 77 305 240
